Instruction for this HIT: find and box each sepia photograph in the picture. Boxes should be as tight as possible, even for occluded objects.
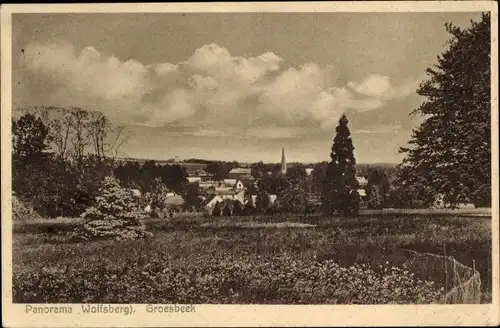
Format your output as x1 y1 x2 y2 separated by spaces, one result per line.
1 2 498 327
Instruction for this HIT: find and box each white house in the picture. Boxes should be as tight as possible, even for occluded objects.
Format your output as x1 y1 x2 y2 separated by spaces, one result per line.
249 194 277 205
204 189 246 211
433 194 475 209
223 178 236 185
356 176 368 187
187 177 202 183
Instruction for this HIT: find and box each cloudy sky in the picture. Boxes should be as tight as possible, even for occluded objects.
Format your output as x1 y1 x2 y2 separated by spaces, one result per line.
12 12 483 163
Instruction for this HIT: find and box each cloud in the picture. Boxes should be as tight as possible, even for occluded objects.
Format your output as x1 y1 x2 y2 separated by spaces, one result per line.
22 42 420 139
347 74 422 100
352 123 403 135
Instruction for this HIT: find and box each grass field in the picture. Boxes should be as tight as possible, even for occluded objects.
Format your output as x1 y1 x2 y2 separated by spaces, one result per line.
12 213 492 304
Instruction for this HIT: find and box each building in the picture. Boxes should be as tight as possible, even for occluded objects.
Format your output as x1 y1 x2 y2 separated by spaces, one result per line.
223 179 244 191
204 189 246 211
249 194 277 205
356 176 368 187
187 177 202 183
432 194 475 209
228 168 252 180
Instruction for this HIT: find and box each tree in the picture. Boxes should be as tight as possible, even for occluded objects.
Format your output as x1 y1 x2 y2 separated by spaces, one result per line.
367 185 383 209
184 183 202 209
398 13 491 207
244 191 255 215
322 114 360 216
68 108 91 165
73 176 152 240
278 167 307 213
367 168 390 206
149 177 168 216
222 201 233 217
212 201 222 217
255 191 271 213
12 114 50 161
233 200 244 216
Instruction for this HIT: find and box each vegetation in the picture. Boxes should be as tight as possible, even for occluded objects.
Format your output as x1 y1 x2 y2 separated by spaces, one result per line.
73 176 152 241
322 114 360 216
277 167 308 213
398 13 491 208
13 213 491 304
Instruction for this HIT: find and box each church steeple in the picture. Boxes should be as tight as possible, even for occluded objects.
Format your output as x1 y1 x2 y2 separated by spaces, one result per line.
281 147 287 175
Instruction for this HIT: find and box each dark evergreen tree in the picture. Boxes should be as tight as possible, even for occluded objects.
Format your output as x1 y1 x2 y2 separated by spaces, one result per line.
322 114 360 216
212 201 222 217
255 191 271 213
398 13 491 207
233 200 244 216
222 202 232 217
244 191 255 215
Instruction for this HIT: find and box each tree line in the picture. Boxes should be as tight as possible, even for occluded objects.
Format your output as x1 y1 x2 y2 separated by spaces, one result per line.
12 13 491 219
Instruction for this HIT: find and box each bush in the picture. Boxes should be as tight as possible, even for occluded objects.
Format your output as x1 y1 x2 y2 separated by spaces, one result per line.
72 176 153 241
12 254 443 304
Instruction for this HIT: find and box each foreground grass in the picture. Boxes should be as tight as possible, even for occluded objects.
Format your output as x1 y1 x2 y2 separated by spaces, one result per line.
12 214 491 303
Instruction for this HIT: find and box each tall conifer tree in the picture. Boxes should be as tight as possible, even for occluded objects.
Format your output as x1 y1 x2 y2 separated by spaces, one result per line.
322 114 360 216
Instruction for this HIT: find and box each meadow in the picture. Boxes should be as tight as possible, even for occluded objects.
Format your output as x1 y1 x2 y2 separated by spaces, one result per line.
12 213 492 304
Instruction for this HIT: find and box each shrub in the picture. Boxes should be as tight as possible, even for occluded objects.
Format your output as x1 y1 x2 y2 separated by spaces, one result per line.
72 176 153 241
12 254 443 304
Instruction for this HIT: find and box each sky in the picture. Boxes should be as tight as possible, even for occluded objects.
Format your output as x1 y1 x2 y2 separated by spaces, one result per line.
11 12 484 163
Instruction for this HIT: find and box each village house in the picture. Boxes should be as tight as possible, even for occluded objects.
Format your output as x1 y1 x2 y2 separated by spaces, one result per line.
227 168 252 180
432 194 475 209
204 189 246 211
187 176 202 183
356 176 368 199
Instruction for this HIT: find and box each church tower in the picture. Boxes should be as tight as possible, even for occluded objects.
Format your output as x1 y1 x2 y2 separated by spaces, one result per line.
281 147 287 175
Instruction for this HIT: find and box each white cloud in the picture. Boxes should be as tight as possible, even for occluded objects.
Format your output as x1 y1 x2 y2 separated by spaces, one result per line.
352 123 403 134
348 74 421 100
23 42 420 139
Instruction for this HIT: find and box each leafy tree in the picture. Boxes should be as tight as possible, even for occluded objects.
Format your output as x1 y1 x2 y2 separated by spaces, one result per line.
206 162 223 175
367 168 390 206
160 164 188 194
278 167 307 213
257 176 274 194
367 185 383 209
149 177 168 216
12 114 49 161
73 176 152 240
311 162 327 193
398 13 491 207
322 114 360 216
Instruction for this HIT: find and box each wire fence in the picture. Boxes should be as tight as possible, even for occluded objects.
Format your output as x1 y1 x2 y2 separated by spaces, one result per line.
360 248 481 304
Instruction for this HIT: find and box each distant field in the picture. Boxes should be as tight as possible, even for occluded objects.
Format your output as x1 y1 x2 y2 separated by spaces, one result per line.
12 213 492 304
